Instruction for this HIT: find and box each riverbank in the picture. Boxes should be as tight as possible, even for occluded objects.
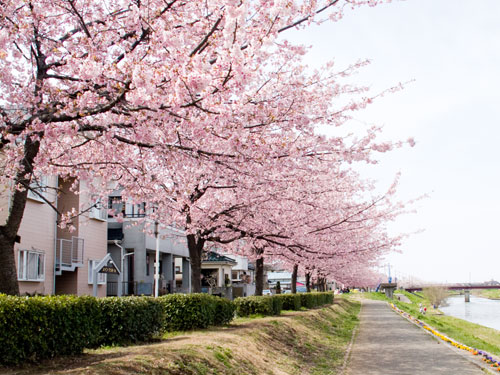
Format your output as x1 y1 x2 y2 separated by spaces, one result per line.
473 289 500 300
365 291 500 356
1 297 360 375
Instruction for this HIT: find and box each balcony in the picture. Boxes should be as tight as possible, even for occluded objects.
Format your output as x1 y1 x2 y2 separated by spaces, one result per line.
55 237 84 275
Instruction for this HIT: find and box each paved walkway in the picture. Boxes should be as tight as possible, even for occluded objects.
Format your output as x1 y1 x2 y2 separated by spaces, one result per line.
346 299 485 375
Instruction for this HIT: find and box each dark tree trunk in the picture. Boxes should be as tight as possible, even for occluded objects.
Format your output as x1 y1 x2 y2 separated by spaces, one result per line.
255 255 264 296
0 137 40 295
305 272 311 293
291 263 298 294
186 233 205 293
319 277 326 292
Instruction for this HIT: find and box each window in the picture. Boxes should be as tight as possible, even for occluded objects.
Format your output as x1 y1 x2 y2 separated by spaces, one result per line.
88 260 107 284
146 255 150 276
27 175 48 203
18 250 45 281
108 196 125 218
89 196 107 221
125 202 146 218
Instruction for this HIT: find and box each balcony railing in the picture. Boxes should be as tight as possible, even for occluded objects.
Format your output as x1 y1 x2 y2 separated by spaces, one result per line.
55 237 84 273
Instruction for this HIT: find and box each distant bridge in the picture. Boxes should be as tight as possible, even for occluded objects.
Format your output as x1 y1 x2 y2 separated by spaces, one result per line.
405 284 500 292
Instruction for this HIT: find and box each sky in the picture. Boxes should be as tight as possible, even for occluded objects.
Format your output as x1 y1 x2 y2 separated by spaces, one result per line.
288 0 500 284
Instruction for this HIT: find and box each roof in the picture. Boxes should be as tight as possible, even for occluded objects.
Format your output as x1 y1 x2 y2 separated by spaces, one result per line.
202 251 237 264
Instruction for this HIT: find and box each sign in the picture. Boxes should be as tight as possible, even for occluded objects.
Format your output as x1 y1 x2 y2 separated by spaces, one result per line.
99 263 119 274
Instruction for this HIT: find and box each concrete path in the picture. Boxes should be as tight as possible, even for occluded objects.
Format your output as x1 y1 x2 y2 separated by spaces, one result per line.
346 299 485 375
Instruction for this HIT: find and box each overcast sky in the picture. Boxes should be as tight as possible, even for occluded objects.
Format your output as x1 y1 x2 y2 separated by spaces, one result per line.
288 0 500 284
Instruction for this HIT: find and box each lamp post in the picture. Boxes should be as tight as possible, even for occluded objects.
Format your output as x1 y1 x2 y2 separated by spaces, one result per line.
154 221 160 298
114 240 133 297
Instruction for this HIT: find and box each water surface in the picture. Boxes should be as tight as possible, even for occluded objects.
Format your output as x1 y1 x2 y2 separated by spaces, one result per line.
440 295 500 331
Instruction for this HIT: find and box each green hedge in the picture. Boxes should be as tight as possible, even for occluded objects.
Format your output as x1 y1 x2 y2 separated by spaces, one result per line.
0 293 235 365
0 294 102 365
233 295 275 316
300 292 334 308
98 296 164 345
280 294 302 310
0 292 332 365
160 293 235 331
235 292 334 317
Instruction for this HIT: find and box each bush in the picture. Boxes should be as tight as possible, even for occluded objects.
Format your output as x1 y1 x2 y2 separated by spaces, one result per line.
234 292 333 317
98 296 165 345
0 294 101 365
234 295 274 317
213 296 236 326
160 293 234 331
298 292 334 309
422 286 449 308
280 294 302 310
300 292 316 308
271 295 283 315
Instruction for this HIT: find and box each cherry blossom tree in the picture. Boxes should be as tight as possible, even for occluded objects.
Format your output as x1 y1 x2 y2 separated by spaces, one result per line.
0 0 399 295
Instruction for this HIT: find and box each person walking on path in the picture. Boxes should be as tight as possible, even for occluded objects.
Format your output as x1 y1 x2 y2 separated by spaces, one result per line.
346 299 485 375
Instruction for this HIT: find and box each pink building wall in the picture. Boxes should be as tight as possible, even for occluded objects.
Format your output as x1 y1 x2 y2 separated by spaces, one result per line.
0 177 107 296
14 176 58 295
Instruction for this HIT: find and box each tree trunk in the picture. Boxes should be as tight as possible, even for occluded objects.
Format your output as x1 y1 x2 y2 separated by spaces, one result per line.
305 272 311 293
187 233 205 293
255 255 264 296
0 137 40 295
291 263 298 294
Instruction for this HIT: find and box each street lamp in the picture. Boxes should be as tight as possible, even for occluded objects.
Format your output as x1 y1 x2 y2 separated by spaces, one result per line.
114 240 133 297
154 221 160 298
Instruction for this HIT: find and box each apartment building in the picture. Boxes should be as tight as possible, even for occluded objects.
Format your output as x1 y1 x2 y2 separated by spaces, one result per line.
106 192 191 296
0 176 108 296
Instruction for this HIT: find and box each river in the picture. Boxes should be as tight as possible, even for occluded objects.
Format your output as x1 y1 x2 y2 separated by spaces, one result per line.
440 295 500 331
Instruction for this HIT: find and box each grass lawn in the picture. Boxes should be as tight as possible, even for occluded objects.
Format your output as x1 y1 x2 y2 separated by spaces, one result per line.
2 298 360 375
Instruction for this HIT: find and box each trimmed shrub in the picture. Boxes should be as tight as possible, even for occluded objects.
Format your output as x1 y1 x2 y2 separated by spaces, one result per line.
300 292 316 308
98 296 165 345
234 295 274 317
0 294 101 365
213 296 236 326
300 292 334 308
160 293 234 331
271 295 283 315
280 294 302 310
234 292 333 317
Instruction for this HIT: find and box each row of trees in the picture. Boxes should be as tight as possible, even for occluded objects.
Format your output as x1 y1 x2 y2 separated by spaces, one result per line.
0 0 412 295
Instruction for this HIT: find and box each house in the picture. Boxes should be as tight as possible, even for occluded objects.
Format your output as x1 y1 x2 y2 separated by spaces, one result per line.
0 176 108 296
106 193 191 296
223 253 256 297
201 251 237 289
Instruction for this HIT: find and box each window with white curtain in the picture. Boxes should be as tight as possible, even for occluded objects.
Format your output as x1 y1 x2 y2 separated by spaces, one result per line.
18 250 45 281
27 175 49 202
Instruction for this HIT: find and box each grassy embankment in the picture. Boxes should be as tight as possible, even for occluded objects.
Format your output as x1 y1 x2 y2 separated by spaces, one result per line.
474 289 500 300
364 291 500 356
3 296 360 375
